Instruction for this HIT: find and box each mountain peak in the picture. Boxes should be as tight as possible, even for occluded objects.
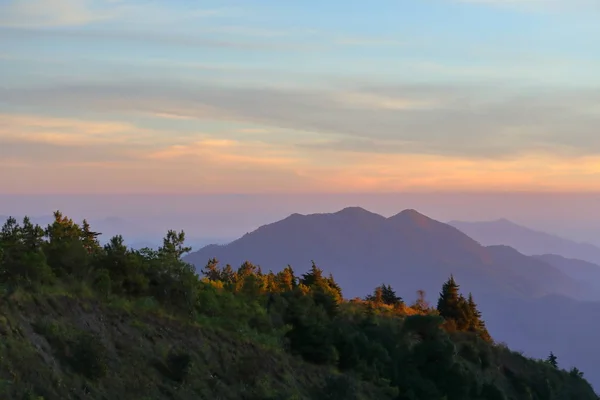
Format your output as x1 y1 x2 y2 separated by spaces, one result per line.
334 206 375 217
388 209 433 227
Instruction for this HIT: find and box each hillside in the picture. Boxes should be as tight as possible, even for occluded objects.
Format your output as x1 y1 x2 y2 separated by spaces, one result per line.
449 219 600 265
184 208 600 388
1 212 597 400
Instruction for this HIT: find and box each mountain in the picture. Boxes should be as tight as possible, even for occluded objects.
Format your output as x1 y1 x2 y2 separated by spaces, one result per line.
532 254 600 291
184 207 600 389
185 207 591 302
449 219 600 265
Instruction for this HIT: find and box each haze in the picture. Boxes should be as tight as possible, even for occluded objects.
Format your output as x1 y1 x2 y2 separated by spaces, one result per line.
2 193 600 249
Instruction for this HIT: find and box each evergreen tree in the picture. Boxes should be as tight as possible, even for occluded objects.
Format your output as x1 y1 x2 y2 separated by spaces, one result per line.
437 275 463 322
366 285 384 304
44 211 90 278
381 284 403 307
275 265 297 292
466 293 492 342
201 258 222 281
301 261 325 287
547 352 558 368
80 219 101 254
0 217 53 287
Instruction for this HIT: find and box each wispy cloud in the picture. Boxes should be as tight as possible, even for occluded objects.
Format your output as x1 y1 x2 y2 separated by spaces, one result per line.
0 0 113 27
455 0 600 12
4 81 600 159
3 109 600 193
0 0 234 28
0 114 149 146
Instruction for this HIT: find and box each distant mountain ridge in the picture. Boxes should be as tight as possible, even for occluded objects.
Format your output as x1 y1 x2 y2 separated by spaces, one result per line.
449 218 600 265
185 207 591 302
531 254 600 292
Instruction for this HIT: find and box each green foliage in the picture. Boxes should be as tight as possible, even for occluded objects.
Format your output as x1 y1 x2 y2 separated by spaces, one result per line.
437 276 492 342
547 351 558 368
0 212 597 400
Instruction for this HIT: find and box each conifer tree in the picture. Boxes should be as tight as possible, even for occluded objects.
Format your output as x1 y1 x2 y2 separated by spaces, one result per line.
301 261 324 287
80 219 101 254
466 293 492 342
276 265 297 292
366 285 384 304
201 258 222 281
381 284 403 306
547 352 558 368
437 275 463 321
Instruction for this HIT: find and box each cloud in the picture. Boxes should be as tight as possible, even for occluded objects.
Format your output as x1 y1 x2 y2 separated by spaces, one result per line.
0 26 320 52
0 0 234 28
0 0 113 27
3 109 600 194
4 81 600 159
455 0 600 12
146 139 300 168
0 114 151 146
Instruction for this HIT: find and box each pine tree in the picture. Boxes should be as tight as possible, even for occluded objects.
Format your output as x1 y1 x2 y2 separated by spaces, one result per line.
547 352 558 368
80 219 101 254
466 293 492 342
366 285 384 304
301 261 324 287
276 265 297 292
381 284 403 306
201 258 221 281
437 275 462 322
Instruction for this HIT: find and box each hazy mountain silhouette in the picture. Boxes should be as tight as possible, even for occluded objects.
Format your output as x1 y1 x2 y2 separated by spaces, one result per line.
185 207 592 302
185 207 600 388
449 218 600 265
532 254 600 291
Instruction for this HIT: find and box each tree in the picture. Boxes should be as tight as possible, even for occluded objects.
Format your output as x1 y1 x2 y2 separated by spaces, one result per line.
0 217 53 287
412 290 431 312
201 258 222 281
366 284 402 306
275 265 297 292
44 211 90 279
80 219 101 254
366 285 384 304
466 293 492 342
101 235 148 296
437 276 462 321
547 352 558 368
570 367 584 378
301 261 325 287
381 284 403 307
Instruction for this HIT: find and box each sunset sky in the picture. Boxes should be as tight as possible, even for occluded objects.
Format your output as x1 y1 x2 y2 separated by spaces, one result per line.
2 0 600 194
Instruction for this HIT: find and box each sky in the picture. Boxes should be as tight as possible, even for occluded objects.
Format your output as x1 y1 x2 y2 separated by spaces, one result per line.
2 0 600 195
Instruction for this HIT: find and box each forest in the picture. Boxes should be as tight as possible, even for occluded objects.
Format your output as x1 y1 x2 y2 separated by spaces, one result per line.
0 211 597 399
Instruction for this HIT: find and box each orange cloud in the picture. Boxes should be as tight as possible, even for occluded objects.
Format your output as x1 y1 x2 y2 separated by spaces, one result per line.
4 113 600 194
0 114 149 146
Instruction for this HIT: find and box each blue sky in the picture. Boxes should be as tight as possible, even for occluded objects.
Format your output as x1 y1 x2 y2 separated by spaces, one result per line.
1 0 600 194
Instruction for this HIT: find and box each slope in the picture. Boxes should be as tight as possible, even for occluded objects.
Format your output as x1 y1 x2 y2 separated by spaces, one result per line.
2 211 596 400
449 219 600 265
532 254 600 292
184 207 600 388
